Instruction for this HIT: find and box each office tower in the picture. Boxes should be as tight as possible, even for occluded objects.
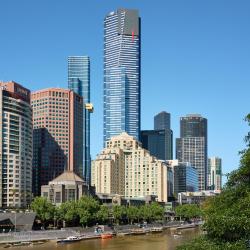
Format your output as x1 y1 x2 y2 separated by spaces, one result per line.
167 160 198 196
103 9 141 144
141 130 173 160
141 111 173 160
31 88 83 196
92 132 173 202
176 114 207 191
180 114 207 138
68 56 91 183
208 157 222 190
154 111 171 130
0 81 32 208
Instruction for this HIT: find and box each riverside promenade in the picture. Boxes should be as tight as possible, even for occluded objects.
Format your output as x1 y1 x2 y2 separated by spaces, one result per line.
0 221 199 245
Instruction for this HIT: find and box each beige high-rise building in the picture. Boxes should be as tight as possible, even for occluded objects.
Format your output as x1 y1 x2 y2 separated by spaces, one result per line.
31 88 83 196
0 81 32 208
91 132 173 202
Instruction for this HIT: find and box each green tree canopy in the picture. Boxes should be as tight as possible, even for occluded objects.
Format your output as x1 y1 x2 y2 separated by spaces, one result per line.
112 205 126 224
150 202 165 221
31 197 55 224
175 204 202 221
126 206 139 224
96 205 109 224
56 201 79 225
77 196 100 226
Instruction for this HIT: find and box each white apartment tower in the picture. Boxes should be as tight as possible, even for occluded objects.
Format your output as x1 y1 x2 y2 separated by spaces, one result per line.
0 81 32 208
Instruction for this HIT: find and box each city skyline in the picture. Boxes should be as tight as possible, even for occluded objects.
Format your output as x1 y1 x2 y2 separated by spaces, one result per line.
1 0 249 180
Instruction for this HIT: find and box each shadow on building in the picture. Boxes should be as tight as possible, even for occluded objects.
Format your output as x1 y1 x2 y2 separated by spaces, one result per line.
32 128 67 196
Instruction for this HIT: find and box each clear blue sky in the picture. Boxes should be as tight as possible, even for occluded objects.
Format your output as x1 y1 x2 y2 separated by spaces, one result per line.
1 0 249 180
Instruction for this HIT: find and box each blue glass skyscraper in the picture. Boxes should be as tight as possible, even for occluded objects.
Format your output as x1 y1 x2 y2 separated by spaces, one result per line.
68 56 91 183
103 9 141 144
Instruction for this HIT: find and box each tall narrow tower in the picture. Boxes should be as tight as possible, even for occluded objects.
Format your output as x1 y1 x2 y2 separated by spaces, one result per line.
208 157 222 190
0 81 32 208
176 114 208 191
68 56 91 183
103 9 141 144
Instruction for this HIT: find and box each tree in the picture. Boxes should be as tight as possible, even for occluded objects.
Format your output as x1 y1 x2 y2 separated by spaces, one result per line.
57 201 79 226
177 114 250 250
140 205 152 223
175 204 202 221
150 202 165 221
126 206 139 224
112 205 126 224
77 196 100 227
96 205 109 224
31 197 55 226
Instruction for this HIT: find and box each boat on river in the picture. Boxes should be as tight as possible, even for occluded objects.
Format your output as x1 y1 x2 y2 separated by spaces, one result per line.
116 231 132 236
173 234 183 239
131 228 147 235
57 235 83 243
101 233 113 239
151 227 163 233
176 223 198 230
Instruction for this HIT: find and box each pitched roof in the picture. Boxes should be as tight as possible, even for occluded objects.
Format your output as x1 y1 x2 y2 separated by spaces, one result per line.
49 171 84 185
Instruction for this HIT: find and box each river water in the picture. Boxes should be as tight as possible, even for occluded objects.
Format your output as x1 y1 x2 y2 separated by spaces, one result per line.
1 228 199 250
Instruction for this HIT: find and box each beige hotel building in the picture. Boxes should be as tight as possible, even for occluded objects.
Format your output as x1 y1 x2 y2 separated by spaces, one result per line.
91 132 173 202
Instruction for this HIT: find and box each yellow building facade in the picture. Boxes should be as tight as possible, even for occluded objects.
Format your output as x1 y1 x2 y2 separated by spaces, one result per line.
91 132 172 202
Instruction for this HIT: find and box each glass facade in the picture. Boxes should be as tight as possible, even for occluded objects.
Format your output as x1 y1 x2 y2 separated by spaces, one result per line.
180 114 207 138
173 163 198 196
68 56 91 183
104 9 141 144
154 111 171 130
141 129 173 160
141 111 173 160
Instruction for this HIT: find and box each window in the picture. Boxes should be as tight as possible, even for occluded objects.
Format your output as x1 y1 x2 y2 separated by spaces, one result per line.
68 189 75 201
55 192 61 203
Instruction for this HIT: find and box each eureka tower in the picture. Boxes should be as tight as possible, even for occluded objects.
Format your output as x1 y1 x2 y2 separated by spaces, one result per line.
103 9 141 144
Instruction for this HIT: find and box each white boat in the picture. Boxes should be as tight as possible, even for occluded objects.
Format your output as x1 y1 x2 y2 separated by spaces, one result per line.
173 234 183 239
57 236 81 243
151 227 163 233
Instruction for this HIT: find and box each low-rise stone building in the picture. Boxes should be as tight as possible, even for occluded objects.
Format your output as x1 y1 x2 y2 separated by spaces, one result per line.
41 171 88 205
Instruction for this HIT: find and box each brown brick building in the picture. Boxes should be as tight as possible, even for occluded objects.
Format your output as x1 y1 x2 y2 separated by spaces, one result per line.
31 88 83 196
